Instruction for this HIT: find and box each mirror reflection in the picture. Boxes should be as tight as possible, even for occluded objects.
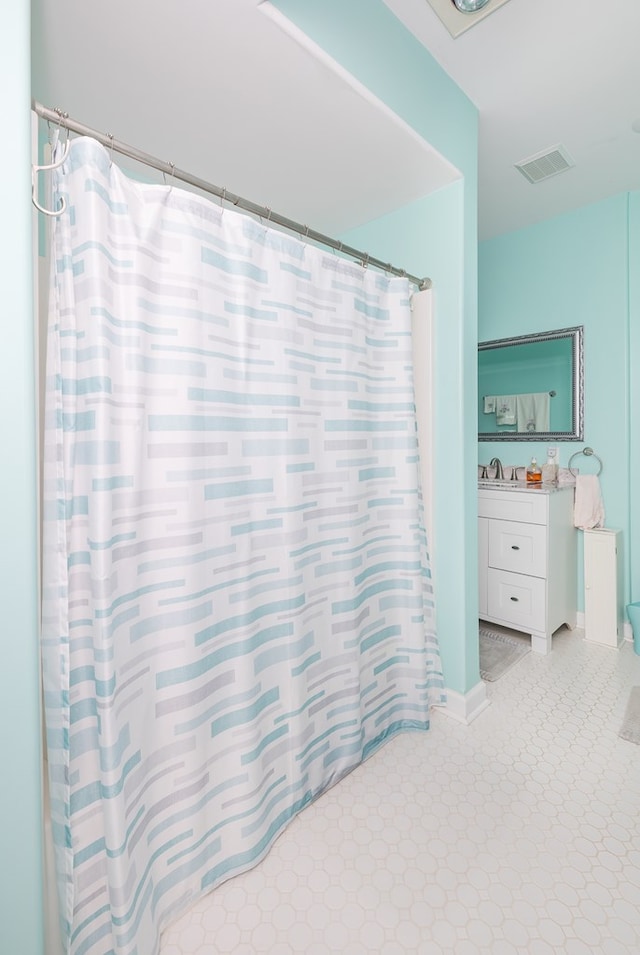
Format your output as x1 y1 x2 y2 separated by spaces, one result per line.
478 326 583 442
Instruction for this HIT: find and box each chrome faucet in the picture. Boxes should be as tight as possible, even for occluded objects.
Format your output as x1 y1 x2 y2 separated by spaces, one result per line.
489 457 504 480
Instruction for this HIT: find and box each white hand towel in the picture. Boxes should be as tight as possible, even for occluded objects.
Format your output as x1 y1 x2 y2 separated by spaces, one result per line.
484 395 496 414
516 392 550 432
496 395 516 426
573 475 605 529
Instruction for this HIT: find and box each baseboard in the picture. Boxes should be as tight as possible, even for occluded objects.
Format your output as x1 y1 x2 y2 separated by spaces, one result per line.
434 680 490 725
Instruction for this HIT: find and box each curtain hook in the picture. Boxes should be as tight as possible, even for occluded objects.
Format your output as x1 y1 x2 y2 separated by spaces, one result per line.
31 138 70 217
362 253 370 270
329 240 344 263
48 107 69 154
32 108 72 217
107 133 115 167
163 161 175 191
219 187 226 213
56 108 69 140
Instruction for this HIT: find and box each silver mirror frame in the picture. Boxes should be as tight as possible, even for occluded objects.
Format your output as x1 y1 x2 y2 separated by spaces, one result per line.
478 325 584 443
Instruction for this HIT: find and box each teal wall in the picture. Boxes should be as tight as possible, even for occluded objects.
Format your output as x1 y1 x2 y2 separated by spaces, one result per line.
2 0 45 953
272 0 480 694
479 193 636 617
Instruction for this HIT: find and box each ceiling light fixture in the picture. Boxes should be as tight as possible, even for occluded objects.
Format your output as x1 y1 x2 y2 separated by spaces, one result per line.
427 0 511 38
451 0 491 11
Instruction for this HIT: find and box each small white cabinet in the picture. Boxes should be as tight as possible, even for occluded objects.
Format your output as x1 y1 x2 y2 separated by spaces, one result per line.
478 485 577 654
583 528 623 648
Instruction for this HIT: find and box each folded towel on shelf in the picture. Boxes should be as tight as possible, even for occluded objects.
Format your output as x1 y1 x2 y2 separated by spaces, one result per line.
495 395 516 426
516 392 550 432
483 395 496 414
574 475 605 529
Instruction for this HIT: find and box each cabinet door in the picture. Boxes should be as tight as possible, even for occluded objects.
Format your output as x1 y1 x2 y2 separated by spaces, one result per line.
478 517 488 616
584 529 621 647
488 520 547 578
487 568 546 632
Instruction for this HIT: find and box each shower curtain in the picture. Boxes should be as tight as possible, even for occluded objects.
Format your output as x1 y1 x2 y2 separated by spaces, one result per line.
41 136 443 955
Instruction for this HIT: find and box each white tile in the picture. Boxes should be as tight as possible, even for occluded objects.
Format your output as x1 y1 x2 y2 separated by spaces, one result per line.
160 630 640 954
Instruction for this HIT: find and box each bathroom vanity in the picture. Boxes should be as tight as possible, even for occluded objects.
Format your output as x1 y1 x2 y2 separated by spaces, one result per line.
478 483 577 654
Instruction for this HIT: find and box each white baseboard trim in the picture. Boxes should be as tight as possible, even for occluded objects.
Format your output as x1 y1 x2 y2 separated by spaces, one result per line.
435 680 490 725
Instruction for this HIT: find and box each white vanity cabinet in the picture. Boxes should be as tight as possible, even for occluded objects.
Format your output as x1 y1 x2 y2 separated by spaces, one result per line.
478 485 576 654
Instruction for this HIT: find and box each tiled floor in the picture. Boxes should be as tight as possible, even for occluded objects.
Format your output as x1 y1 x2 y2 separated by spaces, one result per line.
160 628 640 954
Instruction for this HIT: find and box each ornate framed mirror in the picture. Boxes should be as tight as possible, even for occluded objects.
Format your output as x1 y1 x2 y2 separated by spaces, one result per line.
478 326 584 442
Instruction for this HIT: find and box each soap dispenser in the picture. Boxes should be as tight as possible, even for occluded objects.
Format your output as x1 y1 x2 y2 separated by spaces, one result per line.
526 457 542 485
542 447 558 485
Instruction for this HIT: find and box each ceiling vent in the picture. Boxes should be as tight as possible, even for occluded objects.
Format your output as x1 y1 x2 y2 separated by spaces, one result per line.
515 145 575 184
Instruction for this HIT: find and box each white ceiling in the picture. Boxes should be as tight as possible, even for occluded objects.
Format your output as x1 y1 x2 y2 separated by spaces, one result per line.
32 0 640 241
31 0 457 238
387 0 640 237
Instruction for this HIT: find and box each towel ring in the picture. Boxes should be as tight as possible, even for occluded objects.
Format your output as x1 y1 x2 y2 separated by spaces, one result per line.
568 447 603 477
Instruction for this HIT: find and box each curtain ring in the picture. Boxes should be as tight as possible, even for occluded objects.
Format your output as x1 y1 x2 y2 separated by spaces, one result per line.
163 162 175 191
362 253 370 270
48 108 69 155
330 240 344 263
56 108 69 138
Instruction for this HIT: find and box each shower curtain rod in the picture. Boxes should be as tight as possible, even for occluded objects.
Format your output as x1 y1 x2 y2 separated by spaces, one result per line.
32 101 432 291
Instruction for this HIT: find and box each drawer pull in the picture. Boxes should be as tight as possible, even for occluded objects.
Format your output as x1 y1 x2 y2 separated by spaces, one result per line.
511 545 520 550
510 596 519 602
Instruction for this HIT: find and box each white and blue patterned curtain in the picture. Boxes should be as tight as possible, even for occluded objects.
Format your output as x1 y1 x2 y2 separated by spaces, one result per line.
41 137 443 955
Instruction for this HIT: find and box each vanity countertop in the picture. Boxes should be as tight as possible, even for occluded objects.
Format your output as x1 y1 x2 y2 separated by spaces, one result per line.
478 480 573 494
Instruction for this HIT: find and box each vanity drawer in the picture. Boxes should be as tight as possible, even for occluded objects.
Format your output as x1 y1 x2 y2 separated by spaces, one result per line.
487 568 546 632
488 519 547 577
478 490 547 525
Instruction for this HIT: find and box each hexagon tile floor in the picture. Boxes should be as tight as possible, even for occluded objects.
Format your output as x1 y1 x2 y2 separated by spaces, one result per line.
160 628 640 955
